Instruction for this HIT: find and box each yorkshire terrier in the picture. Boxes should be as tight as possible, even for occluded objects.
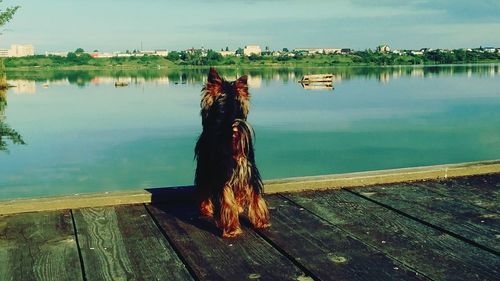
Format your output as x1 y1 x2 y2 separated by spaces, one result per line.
195 68 270 237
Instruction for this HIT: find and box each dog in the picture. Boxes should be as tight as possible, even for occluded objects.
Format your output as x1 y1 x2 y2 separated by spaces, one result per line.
195 68 270 237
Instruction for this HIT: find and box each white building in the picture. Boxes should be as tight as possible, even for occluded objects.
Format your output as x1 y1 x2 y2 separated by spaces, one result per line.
90 52 114 58
244 45 261 56
294 48 342 55
45 51 69 57
219 50 236 57
0 44 35 57
377 44 391 53
154 49 169 56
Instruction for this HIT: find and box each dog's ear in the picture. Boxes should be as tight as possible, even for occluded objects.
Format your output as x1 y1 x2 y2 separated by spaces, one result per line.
207 67 222 85
235 75 249 99
236 75 247 85
204 68 223 100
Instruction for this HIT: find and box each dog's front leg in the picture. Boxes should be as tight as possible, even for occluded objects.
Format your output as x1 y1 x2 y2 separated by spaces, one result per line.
218 184 242 237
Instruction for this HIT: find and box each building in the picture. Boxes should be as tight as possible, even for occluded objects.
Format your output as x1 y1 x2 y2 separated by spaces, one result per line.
0 44 35 57
244 45 261 56
45 51 68 57
340 48 352 54
154 49 169 56
377 44 391 53
89 52 114 58
293 48 342 55
185 47 208 57
10 44 35 57
483 47 497 53
0 49 9 57
219 50 236 57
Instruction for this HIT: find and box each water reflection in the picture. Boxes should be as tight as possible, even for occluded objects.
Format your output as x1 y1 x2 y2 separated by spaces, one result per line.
1 64 500 199
0 88 26 152
5 64 500 93
300 82 334 91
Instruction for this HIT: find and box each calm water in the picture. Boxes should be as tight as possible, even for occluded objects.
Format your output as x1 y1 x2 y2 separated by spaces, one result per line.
1 65 500 199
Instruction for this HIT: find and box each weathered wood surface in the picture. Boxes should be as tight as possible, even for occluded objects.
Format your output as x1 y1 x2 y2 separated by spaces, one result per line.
259 195 425 280
0 210 82 281
416 173 500 212
1 172 500 281
285 190 500 281
146 202 310 281
72 205 193 281
351 182 500 253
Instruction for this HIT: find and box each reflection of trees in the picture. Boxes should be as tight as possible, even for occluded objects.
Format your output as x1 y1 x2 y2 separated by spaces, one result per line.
0 87 26 152
3 64 500 87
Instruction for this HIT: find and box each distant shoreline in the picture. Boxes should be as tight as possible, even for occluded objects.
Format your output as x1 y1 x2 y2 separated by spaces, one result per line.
3 50 500 71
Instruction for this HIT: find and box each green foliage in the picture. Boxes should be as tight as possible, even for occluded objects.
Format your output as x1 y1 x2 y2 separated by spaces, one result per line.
248 54 260 61
167 51 180 61
0 1 19 27
0 1 24 152
0 122 26 151
2 48 499 70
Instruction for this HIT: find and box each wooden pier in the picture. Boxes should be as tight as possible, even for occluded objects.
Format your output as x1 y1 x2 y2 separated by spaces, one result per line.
0 161 499 280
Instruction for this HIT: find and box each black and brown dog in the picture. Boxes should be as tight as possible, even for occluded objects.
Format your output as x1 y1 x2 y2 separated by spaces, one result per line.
195 68 270 237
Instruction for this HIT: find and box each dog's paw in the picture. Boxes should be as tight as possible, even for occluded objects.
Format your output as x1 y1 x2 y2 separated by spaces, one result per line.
222 227 243 238
253 222 271 229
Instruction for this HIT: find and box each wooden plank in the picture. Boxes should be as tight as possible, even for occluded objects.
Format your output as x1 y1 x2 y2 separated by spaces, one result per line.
72 205 193 281
2 160 500 215
258 195 425 280
146 202 311 281
416 173 500 212
285 190 500 281
351 182 500 253
0 210 82 281
0 185 194 216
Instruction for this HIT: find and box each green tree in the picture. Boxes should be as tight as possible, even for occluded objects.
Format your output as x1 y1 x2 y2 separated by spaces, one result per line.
75 48 85 55
206 49 222 62
0 1 19 28
167 51 180 61
0 1 20 79
0 2 24 151
248 53 260 61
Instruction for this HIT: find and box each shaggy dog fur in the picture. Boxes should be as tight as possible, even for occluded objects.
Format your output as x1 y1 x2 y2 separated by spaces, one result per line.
194 68 270 237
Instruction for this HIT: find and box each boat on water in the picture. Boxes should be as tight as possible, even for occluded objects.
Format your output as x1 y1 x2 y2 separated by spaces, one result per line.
298 74 334 91
114 81 129 87
298 74 334 83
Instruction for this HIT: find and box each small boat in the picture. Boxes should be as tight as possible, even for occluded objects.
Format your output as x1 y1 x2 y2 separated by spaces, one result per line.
114 81 129 87
298 74 334 83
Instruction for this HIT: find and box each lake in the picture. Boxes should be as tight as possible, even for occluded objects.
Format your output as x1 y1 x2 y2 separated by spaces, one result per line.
1 65 500 200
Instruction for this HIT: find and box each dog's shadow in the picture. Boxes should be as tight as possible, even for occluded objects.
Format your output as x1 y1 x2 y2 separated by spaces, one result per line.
146 186 221 237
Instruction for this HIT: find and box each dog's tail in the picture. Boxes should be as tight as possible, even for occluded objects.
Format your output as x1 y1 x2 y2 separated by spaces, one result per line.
232 119 264 194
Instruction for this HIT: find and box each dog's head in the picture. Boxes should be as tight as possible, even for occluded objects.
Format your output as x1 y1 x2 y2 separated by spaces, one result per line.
201 68 250 125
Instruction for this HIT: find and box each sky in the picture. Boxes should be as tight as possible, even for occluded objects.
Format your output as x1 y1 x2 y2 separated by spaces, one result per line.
1 0 499 53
